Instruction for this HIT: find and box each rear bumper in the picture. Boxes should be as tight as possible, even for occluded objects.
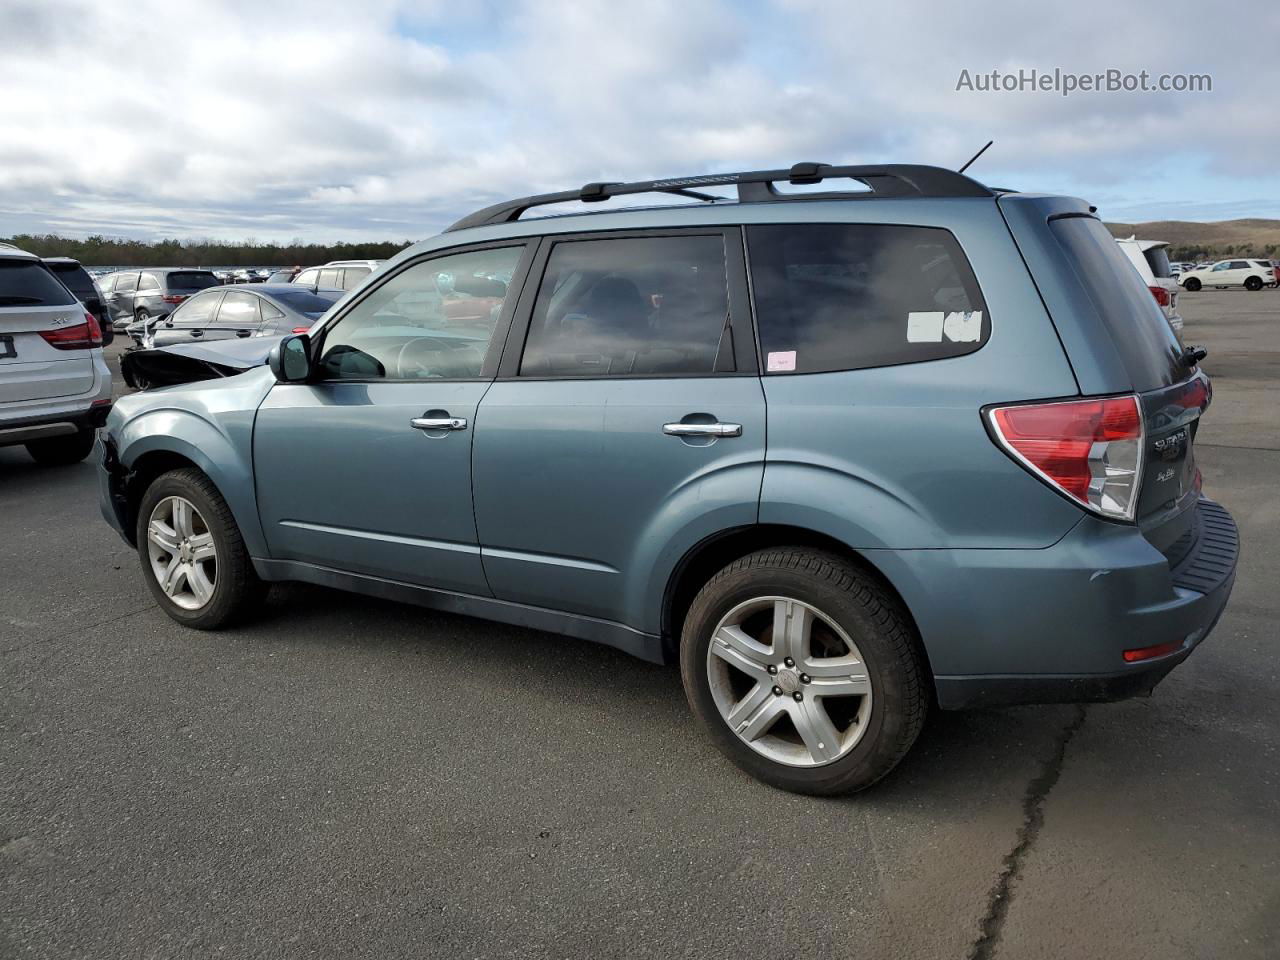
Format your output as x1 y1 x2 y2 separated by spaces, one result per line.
868 497 1239 710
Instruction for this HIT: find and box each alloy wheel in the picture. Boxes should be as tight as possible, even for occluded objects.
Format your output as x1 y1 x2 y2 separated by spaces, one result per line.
146 496 217 610
706 596 873 767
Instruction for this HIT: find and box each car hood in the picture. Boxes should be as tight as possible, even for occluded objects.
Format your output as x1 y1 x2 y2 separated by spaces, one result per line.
120 335 281 389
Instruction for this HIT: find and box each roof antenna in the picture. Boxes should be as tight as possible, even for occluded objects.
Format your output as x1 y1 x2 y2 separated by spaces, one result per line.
958 140 994 174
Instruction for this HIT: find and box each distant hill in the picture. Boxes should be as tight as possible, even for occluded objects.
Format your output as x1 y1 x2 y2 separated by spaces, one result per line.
1104 219 1280 260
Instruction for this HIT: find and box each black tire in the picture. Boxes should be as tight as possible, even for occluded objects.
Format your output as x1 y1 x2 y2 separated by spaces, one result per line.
135 307 151 323
25 429 96 466
1244 276 1263 291
1183 277 1201 291
135 467 268 629
680 548 928 796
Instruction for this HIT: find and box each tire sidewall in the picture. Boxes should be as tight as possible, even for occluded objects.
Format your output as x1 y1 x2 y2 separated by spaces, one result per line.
1184 278 1201 291
680 555 918 794
135 471 240 627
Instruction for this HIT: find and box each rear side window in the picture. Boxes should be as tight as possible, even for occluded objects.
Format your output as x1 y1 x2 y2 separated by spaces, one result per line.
0 260 77 306
341 266 371 287
520 234 730 377
747 224 988 374
1049 216 1184 391
318 268 342 289
166 271 219 291
115 273 138 293
47 264 98 301
1142 246 1172 279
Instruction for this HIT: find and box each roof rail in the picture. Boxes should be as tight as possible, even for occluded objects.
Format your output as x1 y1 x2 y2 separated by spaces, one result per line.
445 162 994 232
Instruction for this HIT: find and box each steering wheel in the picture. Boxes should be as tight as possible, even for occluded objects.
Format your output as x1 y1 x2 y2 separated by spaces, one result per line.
395 337 485 378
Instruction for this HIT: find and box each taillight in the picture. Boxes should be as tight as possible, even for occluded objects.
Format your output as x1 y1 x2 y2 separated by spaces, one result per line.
39 312 104 350
291 326 310 334
988 395 1144 521
1147 285 1171 307
162 294 186 304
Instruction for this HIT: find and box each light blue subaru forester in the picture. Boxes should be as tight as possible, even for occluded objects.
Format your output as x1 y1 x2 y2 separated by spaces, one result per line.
100 164 1238 795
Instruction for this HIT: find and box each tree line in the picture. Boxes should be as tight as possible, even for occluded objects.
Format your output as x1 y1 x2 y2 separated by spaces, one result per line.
2 233 414 267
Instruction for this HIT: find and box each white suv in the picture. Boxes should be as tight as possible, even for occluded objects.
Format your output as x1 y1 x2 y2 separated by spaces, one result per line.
1179 258 1277 292
0 243 112 465
1115 237 1184 333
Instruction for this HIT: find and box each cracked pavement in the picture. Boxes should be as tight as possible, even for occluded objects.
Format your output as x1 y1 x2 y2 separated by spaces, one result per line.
2 291 1277 959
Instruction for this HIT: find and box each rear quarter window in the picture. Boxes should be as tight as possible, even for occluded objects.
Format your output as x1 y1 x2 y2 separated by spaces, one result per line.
1048 216 1184 392
0 260 77 306
746 223 989 374
1142 246 1172 279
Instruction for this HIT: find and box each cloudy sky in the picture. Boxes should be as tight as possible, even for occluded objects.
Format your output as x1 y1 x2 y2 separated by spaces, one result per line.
1 0 1276 243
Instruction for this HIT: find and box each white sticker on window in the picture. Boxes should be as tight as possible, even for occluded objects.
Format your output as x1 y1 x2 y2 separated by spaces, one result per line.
906 311 944 343
943 310 982 343
767 350 797 372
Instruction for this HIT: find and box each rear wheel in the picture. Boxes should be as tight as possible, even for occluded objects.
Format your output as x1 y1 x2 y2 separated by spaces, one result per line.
25 429 96 466
135 307 151 323
680 548 928 795
136 468 267 628
1183 277 1202 291
1244 276 1263 291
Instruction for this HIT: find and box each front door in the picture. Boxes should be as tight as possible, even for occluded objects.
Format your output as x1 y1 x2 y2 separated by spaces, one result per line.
472 230 764 633
254 242 532 595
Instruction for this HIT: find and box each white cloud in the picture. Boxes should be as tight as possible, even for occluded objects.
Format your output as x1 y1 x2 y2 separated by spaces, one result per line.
0 0 1276 241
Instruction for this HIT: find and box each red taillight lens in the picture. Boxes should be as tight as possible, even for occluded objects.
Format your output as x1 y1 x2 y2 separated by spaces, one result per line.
39 312 104 350
291 326 310 334
162 294 186 304
988 395 1144 521
1147 284 1171 307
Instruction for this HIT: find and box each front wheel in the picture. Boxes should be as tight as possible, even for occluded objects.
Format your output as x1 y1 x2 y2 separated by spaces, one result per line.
1244 276 1263 291
680 548 928 795
136 468 268 628
1183 277 1202 291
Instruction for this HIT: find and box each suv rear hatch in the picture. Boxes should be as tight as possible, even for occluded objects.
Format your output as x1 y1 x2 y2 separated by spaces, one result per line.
0 259 99 403
1000 201 1207 566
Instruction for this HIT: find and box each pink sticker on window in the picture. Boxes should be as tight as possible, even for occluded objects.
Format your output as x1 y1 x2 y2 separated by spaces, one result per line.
767 350 797 372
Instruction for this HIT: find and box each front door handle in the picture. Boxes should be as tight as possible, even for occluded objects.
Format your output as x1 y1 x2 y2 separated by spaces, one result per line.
662 422 742 438
236 329 252 338
411 416 467 431
189 329 203 337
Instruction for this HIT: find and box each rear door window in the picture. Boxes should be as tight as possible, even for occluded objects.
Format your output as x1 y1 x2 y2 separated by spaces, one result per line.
318 268 342 289
519 234 731 377
138 273 160 292
295 268 320 286
218 290 261 328
0 260 77 306
746 223 988 375
1048 215 1184 391
341 266 371 288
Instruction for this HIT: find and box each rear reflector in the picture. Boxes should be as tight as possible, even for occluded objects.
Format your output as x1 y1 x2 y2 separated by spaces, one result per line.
988 395 1144 521
39 312 104 350
1148 285 1171 307
1123 640 1184 663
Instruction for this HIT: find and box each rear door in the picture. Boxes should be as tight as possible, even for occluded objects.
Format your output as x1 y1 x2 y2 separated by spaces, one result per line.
0 258 97 403
472 229 763 631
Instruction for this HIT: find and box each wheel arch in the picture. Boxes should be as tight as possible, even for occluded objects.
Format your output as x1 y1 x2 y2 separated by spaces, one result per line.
660 524 935 684
116 412 267 556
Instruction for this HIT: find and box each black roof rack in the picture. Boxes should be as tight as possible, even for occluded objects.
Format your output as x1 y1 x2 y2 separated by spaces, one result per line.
445 162 994 232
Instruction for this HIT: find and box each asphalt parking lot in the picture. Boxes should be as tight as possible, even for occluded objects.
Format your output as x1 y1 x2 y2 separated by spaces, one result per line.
2 289 1277 960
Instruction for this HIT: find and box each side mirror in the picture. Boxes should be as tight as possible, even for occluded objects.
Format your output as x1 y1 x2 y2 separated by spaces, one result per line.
269 334 312 383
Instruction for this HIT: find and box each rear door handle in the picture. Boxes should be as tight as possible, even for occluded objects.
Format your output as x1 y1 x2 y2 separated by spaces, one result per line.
236 329 252 338
662 422 742 438
411 416 467 431
190 330 203 337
